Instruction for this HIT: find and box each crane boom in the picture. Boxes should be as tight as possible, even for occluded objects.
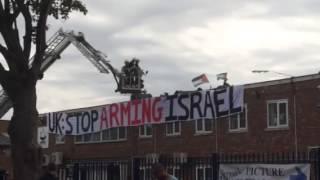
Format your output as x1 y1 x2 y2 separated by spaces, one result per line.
0 29 123 118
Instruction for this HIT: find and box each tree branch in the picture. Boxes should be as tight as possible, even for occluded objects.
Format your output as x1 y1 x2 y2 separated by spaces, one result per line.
0 62 5 72
0 3 15 72
0 43 17 71
32 0 52 77
16 0 32 60
0 1 3 10
4 0 9 16
0 61 7 83
0 1 4 24
0 27 26 75
0 60 6 75
9 0 21 24
0 1 28 74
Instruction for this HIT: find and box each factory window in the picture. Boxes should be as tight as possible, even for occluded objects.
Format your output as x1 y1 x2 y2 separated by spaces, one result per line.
267 99 288 129
229 104 247 132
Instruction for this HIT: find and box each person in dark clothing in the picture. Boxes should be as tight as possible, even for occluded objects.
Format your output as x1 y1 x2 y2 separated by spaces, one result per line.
39 163 58 180
152 163 178 180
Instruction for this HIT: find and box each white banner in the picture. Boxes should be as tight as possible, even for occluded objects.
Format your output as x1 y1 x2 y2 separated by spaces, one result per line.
37 127 49 148
44 85 244 135
219 164 310 180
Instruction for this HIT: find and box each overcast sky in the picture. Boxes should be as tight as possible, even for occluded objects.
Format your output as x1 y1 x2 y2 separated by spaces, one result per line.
3 0 320 118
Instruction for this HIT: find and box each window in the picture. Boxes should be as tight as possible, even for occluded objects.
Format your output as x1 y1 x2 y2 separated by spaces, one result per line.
196 166 212 180
55 134 65 144
195 118 212 134
74 127 127 143
75 134 83 143
102 127 126 141
83 131 101 143
229 104 247 131
166 121 181 136
139 124 152 138
267 100 288 128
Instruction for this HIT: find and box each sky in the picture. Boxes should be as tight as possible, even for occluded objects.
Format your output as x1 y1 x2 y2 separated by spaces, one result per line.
2 0 320 118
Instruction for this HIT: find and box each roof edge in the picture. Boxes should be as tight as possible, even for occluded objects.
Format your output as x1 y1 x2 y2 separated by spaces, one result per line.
244 73 320 89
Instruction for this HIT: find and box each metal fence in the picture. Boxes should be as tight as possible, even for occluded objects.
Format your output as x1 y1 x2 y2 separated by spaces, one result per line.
133 156 214 180
58 150 320 180
58 160 130 180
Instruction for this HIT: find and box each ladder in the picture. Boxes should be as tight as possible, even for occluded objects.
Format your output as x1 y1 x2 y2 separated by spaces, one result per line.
0 29 119 118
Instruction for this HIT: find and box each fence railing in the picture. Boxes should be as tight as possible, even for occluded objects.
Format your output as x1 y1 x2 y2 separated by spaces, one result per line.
59 150 320 180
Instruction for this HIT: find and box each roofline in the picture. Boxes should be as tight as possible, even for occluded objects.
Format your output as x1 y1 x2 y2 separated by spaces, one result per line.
38 73 320 114
244 73 320 89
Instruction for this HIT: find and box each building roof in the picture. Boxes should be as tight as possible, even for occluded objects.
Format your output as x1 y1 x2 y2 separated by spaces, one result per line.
244 73 320 89
175 73 320 94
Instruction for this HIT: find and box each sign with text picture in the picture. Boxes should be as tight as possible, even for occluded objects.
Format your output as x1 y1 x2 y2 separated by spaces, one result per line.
44 85 244 135
219 163 310 180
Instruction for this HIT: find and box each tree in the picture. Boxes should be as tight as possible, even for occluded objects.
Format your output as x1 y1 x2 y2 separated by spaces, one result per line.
0 0 87 179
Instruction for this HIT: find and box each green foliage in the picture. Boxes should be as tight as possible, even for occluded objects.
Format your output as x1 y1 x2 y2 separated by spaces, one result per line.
29 0 87 20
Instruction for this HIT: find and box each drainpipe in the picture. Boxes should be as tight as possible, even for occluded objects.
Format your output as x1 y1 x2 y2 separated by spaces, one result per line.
292 78 298 158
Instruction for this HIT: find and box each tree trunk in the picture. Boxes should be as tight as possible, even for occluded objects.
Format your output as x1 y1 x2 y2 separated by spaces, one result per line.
7 77 40 180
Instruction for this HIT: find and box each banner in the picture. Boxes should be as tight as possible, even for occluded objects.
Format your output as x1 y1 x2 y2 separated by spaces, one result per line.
219 164 310 180
45 85 244 135
37 127 49 148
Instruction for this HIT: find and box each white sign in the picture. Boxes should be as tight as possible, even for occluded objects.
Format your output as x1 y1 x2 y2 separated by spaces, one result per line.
37 127 49 148
219 164 310 180
44 85 244 135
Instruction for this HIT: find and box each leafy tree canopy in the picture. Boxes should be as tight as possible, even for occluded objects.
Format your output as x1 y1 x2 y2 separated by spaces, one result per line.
30 0 87 20
0 0 87 76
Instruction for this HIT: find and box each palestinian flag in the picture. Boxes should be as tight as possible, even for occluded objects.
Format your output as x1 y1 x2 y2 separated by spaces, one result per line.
192 74 209 87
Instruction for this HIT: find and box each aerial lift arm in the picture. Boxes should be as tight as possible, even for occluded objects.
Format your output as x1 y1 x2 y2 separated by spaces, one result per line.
0 29 145 118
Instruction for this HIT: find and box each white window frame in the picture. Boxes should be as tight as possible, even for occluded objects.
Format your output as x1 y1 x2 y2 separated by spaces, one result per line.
86 131 102 143
139 124 152 138
195 118 212 135
267 99 289 129
166 121 181 136
229 104 248 132
101 127 127 142
196 165 212 180
55 134 65 144
74 127 127 144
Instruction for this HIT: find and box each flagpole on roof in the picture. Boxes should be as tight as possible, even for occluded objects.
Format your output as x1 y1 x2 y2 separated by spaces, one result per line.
216 72 229 87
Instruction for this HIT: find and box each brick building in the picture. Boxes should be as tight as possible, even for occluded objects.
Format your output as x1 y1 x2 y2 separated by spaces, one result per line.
40 73 320 179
